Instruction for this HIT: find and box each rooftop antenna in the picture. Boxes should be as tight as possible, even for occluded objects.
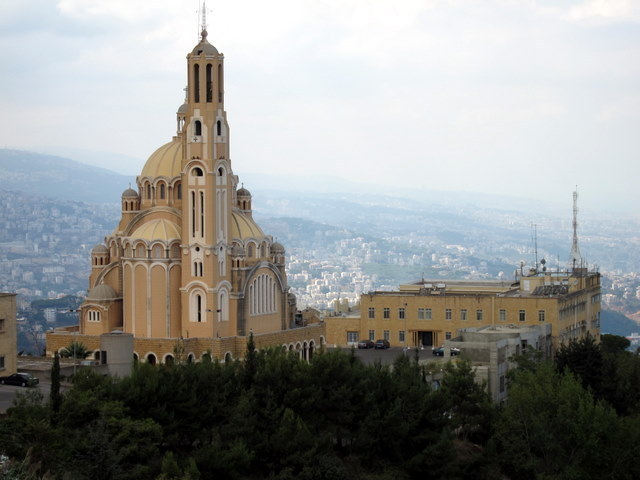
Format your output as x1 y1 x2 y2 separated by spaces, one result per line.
531 223 538 272
569 188 582 271
196 1 208 40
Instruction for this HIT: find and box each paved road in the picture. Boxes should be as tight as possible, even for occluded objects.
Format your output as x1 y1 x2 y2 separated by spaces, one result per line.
0 381 51 413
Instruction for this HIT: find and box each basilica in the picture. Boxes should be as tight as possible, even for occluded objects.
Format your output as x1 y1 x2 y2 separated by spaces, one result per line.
46 26 324 363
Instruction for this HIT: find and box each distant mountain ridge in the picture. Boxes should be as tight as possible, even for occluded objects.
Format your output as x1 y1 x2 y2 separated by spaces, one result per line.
0 149 134 203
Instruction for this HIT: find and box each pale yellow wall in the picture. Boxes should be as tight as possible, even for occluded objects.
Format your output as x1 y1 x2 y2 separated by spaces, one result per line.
327 277 600 348
0 294 17 375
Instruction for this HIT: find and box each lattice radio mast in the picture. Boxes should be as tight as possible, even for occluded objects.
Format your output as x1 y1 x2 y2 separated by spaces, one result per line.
569 188 582 271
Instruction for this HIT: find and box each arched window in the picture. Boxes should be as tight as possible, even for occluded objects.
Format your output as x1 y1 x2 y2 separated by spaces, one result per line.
249 274 278 315
194 64 200 103
196 294 202 322
217 120 222 136
218 64 223 102
192 167 203 176
219 289 229 322
147 353 157 365
191 191 196 237
195 120 202 136
200 191 205 236
152 245 163 259
159 183 165 199
176 183 182 200
206 64 213 102
146 184 151 199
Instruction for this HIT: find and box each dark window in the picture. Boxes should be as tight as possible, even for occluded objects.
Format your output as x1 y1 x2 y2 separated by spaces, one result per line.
194 64 200 102
206 64 213 102
195 120 202 136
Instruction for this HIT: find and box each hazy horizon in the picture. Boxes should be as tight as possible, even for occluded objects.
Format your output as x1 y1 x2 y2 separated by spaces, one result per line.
1 1 638 214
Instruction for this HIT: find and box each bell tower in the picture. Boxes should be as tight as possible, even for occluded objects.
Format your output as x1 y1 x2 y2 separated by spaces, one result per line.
179 8 234 337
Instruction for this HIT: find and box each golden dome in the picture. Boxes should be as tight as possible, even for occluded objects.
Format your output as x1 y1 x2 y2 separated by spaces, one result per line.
140 138 182 178
231 211 264 240
131 219 181 242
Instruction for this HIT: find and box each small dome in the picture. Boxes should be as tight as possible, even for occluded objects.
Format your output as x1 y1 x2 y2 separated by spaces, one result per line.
271 242 285 254
140 138 182 178
121 188 139 198
230 211 264 240
177 103 188 114
91 244 108 254
87 284 118 301
131 219 181 242
191 31 219 56
237 186 251 197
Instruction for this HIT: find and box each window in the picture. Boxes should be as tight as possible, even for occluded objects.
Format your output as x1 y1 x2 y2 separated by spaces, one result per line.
538 310 545 322
499 375 505 393
519 310 526 322
476 309 483 321
347 331 359 343
398 308 405 319
425 308 432 320
383 330 390 341
193 64 200 102
399 330 405 343
460 309 467 321
206 64 213 102
383 307 390 319
499 309 506 322
217 120 222 136
88 310 100 322
368 307 375 319
418 308 425 320
369 330 375 341
159 183 165 199
194 262 203 277
195 120 202 136
445 331 452 340
445 309 452 320
0 319 4 331
0 356 4 370
177 183 182 199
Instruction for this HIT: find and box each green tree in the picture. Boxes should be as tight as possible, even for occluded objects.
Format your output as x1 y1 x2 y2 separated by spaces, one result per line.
59 340 91 360
439 359 494 443
600 333 631 355
49 351 62 415
555 333 604 395
491 363 626 479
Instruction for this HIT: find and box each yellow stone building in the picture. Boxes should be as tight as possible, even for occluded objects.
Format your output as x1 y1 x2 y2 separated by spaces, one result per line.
0 293 17 375
46 26 324 363
325 268 601 350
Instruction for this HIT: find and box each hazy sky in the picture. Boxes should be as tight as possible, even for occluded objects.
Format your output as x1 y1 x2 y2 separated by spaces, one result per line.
1 0 638 212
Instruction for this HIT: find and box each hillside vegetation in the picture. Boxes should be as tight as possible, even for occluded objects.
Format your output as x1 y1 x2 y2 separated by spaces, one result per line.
1 335 640 479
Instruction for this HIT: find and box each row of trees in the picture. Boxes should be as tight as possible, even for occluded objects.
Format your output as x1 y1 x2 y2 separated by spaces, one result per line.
1 334 639 479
